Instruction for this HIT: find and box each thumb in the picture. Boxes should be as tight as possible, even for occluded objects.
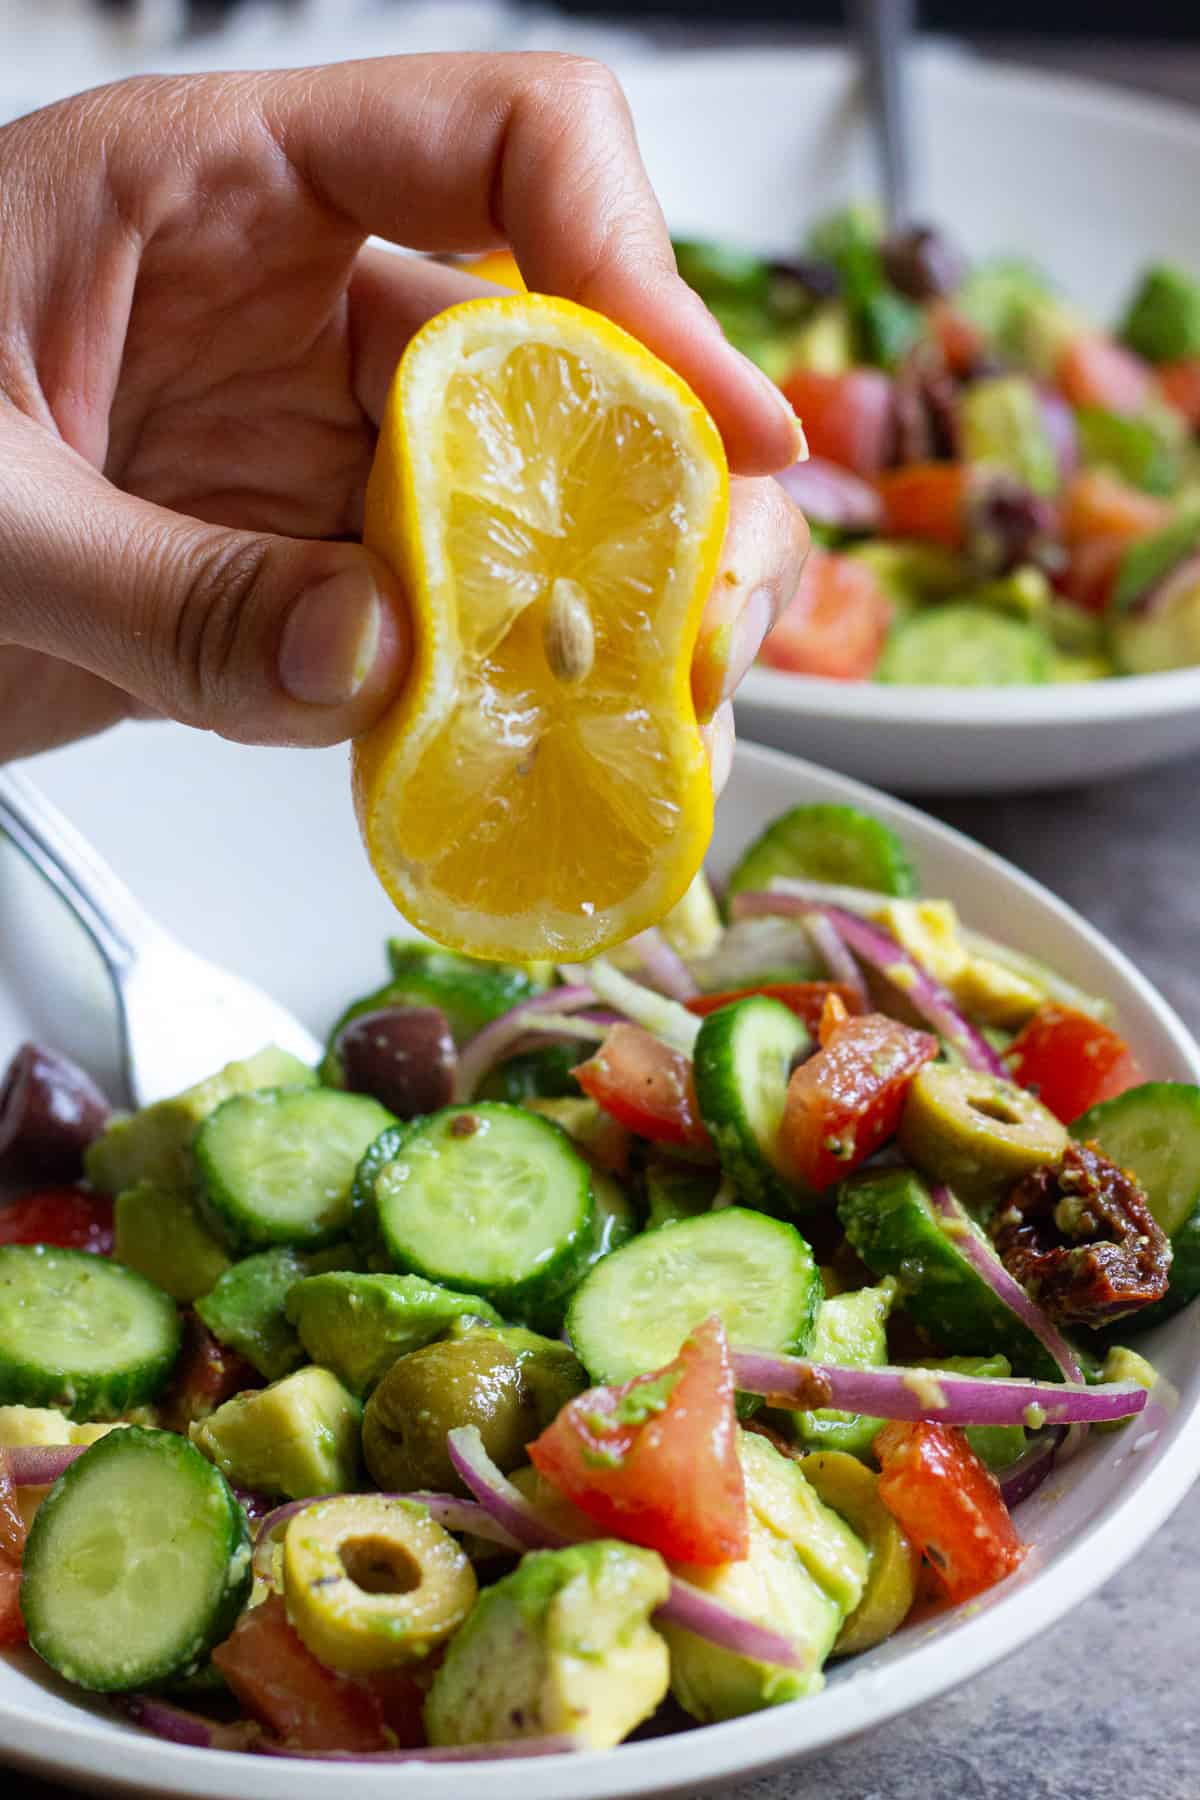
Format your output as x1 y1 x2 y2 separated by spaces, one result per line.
2 421 409 748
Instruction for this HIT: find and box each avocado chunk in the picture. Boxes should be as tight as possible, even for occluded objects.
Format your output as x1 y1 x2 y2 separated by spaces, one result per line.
662 1431 868 1722
287 1271 502 1397
114 1178 232 1303
189 1365 360 1499
197 1244 359 1382
1112 561 1200 675
921 1355 1026 1469
960 376 1059 496
85 1046 315 1195
424 1539 670 1750
1121 263 1200 364
793 1284 894 1459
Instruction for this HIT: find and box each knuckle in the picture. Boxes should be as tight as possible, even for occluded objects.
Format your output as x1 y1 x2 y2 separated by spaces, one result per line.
161 529 272 726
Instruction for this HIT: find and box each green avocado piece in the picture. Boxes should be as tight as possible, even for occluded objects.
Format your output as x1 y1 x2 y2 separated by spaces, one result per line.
960 376 1059 496
1076 405 1184 497
189 1365 360 1500
922 1354 1026 1469
196 1244 359 1381
85 1047 315 1195
113 1179 232 1303
1121 263 1200 364
774 303 855 377
288 1271 501 1396
846 541 968 612
662 1430 868 1723
424 1539 670 1751
1111 561 1200 675
793 1284 894 1459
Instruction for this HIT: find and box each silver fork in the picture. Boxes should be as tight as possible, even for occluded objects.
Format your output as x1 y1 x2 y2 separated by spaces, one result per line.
0 766 321 1106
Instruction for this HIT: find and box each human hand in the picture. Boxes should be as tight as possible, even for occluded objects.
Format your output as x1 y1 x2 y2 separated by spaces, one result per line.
0 55 807 780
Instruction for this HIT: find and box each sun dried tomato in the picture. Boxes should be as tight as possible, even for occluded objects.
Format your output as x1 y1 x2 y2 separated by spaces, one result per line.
991 1141 1171 1327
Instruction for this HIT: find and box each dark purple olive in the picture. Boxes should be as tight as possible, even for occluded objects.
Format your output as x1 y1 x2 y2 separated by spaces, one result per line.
0 1042 111 1180
966 473 1059 577
882 225 967 302
766 257 841 320
889 343 961 468
335 1007 456 1119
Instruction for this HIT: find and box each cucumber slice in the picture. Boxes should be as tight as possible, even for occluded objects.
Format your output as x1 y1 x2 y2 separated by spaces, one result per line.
477 1043 582 1104
644 1160 720 1231
0 1246 180 1419
693 997 812 1214
876 604 1053 686
837 1166 1065 1379
566 1207 821 1386
21 1426 251 1691
365 1103 593 1329
726 803 918 903
1073 1082 1200 1325
196 1087 396 1252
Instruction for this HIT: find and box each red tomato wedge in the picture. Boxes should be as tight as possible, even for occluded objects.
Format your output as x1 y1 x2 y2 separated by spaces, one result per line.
759 549 893 681
1057 335 1152 416
1159 358 1200 429
927 300 986 376
1058 534 1134 615
528 1316 747 1567
778 1011 938 1192
0 1452 27 1646
779 368 895 477
685 982 864 1033
1006 1003 1143 1124
574 1023 711 1153
212 1594 424 1751
0 1186 113 1254
876 462 968 549
1060 469 1171 547
875 1421 1025 1603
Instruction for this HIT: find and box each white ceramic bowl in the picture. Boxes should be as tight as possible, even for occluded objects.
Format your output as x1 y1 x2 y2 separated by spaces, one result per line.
616 48 1200 794
2 723 1199 1799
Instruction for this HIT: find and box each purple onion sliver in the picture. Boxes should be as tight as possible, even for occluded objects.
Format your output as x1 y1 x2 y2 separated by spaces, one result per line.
125 1695 259 1753
1037 387 1079 485
659 1577 808 1671
626 929 700 1002
998 1431 1064 1510
5 1444 86 1487
804 914 870 1010
453 985 596 1102
774 457 884 533
257 1736 580 1762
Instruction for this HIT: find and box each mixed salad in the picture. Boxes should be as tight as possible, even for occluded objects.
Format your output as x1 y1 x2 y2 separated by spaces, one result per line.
674 212 1200 684
0 801 1196 1760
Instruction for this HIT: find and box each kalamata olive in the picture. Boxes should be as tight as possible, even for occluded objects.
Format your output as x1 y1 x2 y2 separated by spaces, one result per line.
766 257 842 319
966 473 1058 576
890 343 961 467
334 1006 456 1119
0 1043 111 1180
882 225 966 302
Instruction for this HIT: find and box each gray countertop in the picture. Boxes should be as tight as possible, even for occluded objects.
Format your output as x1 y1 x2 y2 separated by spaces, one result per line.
8 24 1200 1800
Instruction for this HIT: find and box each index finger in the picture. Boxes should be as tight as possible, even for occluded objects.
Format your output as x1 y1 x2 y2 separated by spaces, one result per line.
260 53 803 475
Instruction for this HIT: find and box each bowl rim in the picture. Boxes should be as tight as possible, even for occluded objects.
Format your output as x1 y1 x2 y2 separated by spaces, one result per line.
3 736 1200 1800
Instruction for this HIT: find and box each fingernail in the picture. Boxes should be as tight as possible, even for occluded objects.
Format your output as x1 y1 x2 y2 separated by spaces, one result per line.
701 702 735 799
720 585 774 703
279 571 381 706
731 348 808 455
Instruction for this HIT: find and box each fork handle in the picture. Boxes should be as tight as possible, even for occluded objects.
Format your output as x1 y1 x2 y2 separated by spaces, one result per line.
0 766 156 973
853 0 915 231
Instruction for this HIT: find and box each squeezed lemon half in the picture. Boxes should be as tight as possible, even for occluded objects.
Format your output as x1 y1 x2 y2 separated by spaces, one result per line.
353 294 729 961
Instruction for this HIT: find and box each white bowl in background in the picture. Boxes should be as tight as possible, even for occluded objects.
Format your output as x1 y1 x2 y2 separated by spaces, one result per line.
617 48 1200 794
1 721 1199 1799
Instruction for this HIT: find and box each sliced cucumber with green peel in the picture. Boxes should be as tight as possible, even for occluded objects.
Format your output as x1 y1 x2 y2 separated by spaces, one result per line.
644 1160 720 1231
0 1246 180 1419
386 945 538 1040
21 1426 251 1691
693 997 812 1213
876 605 1053 686
726 803 918 902
196 1087 395 1252
478 1043 582 1103
1073 1082 1200 1327
566 1207 821 1385
365 1103 593 1329
837 1166 1064 1379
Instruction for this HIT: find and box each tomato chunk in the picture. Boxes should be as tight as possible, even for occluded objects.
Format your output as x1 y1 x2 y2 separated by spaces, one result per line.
875 1421 1025 1603
927 300 986 376
759 549 893 681
0 1186 113 1254
528 1316 747 1566
778 1011 938 1191
1057 335 1151 416
1060 469 1171 547
1159 358 1200 429
876 463 968 549
158 1313 264 1436
779 368 895 477
0 1452 27 1646
574 1023 711 1153
1006 1003 1143 1124
685 982 864 1033
213 1593 424 1750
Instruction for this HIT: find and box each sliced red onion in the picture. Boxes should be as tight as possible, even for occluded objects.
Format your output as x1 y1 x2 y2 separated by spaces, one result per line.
731 893 1005 1076
625 929 700 1002
804 914 869 1010
252 1491 522 1588
6 1444 86 1486
448 1428 806 1671
731 1351 1147 1427
1038 387 1079 485
737 877 886 916
998 1431 1064 1509
928 1187 1084 1385
453 986 597 1102
257 1737 579 1762
774 456 884 532
583 961 701 1057
124 1695 259 1752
